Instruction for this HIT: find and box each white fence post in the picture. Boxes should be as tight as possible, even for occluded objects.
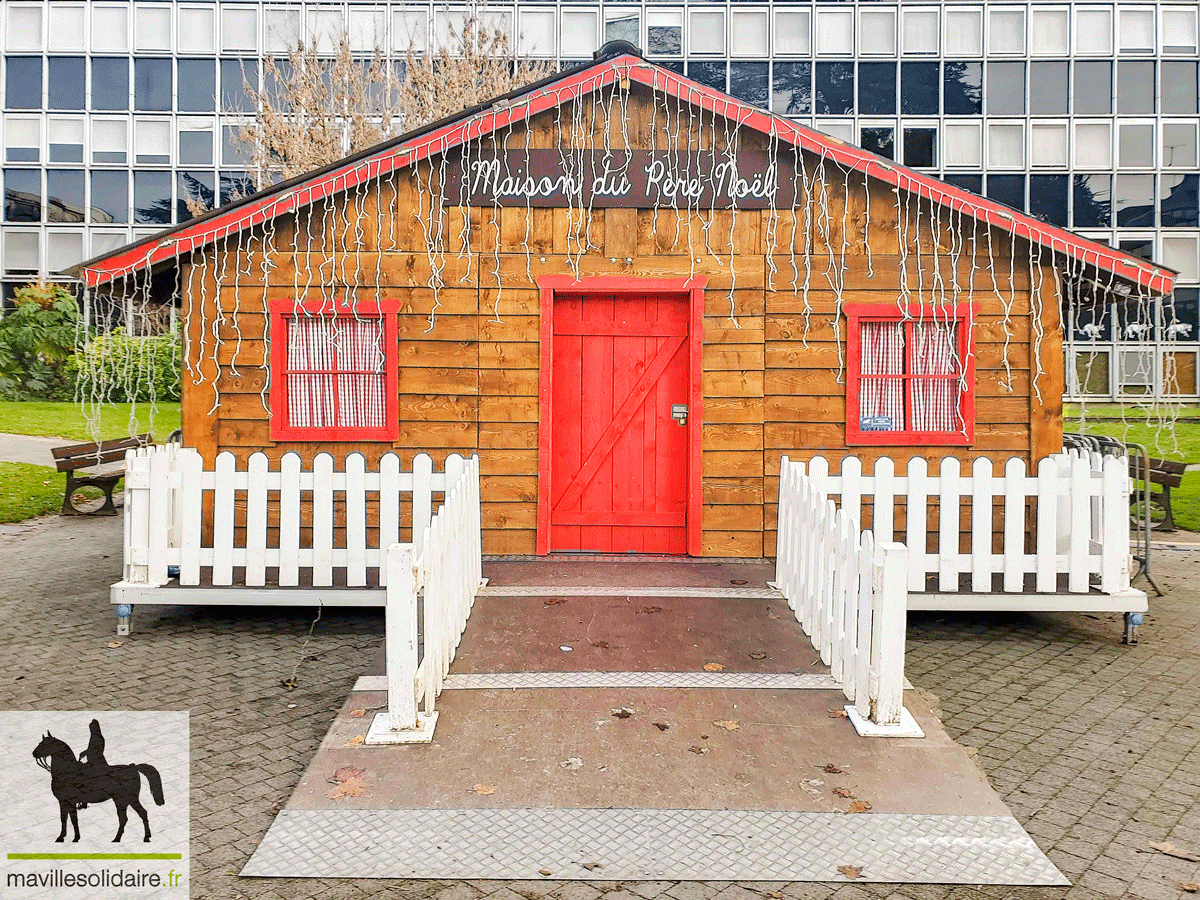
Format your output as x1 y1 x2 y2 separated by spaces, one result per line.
870 542 909 728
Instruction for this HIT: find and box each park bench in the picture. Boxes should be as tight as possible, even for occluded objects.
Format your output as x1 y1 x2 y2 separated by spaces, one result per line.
1129 455 1188 532
51 434 152 516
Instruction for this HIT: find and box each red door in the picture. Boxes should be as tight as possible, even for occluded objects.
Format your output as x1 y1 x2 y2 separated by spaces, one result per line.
549 292 690 553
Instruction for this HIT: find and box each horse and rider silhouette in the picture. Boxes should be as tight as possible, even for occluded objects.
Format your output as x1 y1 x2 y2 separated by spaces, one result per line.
32 719 165 843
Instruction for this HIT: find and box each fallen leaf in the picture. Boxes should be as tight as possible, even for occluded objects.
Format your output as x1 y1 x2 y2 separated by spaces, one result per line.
688 746 710 755
1148 843 1200 862
821 763 844 774
330 767 363 783
280 676 298 691
539 869 552 877
749 651 767 660
653 722 670 731
730 579 749 585
472 784 496 795
559 757 583 770
828 709 848 719
581 862 602 871
767 610 781 620
326 771 366 800
591 640 610 649
106 641 123 649
837 865 863 880
1181 884 1198 893
848 801 872 813
348 708 366 718
799 778 823 796
345 734 365 746
41 480 51 486
543 598 567 607
833 787 855 799
611 707 633 719
637 606 663 615
765 892 783 898
704 663 724 672
713 720 739 731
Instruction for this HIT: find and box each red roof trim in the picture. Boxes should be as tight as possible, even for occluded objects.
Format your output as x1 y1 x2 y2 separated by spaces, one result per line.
79 54 1174 296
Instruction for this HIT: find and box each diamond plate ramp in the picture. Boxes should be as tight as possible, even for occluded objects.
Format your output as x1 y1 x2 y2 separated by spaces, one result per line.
241 808 1068 884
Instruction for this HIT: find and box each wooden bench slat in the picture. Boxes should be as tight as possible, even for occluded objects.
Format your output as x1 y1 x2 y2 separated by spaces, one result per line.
52 434 153 472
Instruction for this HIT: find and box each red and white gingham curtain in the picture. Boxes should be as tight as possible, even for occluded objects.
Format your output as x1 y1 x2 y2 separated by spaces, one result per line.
286 316 386 430
335 318 386 429
909 321 958 433
859 320 904 431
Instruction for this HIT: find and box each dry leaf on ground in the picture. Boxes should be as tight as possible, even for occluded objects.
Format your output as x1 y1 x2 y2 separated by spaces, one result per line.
767 610 780 620
348 709 366 718
1181 884 1197 893
330 767 363 783
821 763 844 774
828 709 848 718
637 606 663 615
591 640 610 649
837 865 863 880
106 641 123 649
326 768 366 800
539 869 552 877
559 757 583 770
704 663 724 672
688 746 710 755
345 734 365 746
765 892 783 898
833 787 855 799
543 598 567 607
611 707 634 719
730 579 749 585
749 651 767 660
581 862 602 870
848 800 872 813
1148 843 1200 862
472 784 495 795
713 720 739 731
653 722 670 731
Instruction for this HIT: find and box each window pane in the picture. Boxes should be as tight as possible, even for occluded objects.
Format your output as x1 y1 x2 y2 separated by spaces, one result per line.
221 59 258 112
774 11 809 56
47 231 84 273
1075 122 1112 168
179 129 213 166
46 170 85 223
908 321 961 433
46 57 85 110
135 5 172 52
1119 237 1153 261
646 10 681 56
1115 174 1156 227
1075 9 1112 54
221 124 250 166
815 10 853 56
1163 123 1199 168
1030 61 1068 115
986 61 1025 115
560 11 596 57
6 6 43 51
3 231 40 273
222 7 257 52
1073 174 1112 226
1030 9 1069 55
771 62 811 116
134 58 172 111
943 62 982 115
987 174 1026 212
133 171 172 224
48 118 84 163
944 9 982 56
5 57 43 109
858 321 904 433
1163 9 1199 54
1119 123 1155 168
903 127 937 167
688 10 724 54
728 63 767 107
902 10 938 54
1166 290 1199 340
178 7 215 53
988 123 1025 167
730 10 768 56
134 119 170 164
266 8 303 53
860 127 895 160
1074 61 1112 114
943 122 982 167
902 62 940 115
178 59 216 112
91 170 129 223
1073 351 1111 394
858 62 896 115
1162 62 1199 115
92 5 129 52
988 8 1024 54
859 10 895 56
177 170 215 220
1162 237 1200 282
91 58 130 111
1118 8 1155 52
219 170 255 206
4 117 40 162
815 62 854 115
1031 123 1068 166
943 173 983 194
1117 61 1154 114
4 170 42 221
1029 175 1069 226
687 61 725 93
50 5 86 50
604 12 639 46
1161 174 1200 227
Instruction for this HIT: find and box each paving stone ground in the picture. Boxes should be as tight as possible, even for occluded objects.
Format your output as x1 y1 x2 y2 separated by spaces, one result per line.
1 514 1197 900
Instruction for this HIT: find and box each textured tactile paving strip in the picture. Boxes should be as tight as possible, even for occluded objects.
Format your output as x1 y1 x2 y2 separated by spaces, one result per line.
478 584 783 599
241 808 1068 884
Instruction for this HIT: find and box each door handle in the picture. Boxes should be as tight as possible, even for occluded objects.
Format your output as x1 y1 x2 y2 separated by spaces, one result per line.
671 404 688 425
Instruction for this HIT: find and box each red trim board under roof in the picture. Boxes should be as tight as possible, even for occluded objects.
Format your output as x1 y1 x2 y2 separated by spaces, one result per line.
75 53 1175 297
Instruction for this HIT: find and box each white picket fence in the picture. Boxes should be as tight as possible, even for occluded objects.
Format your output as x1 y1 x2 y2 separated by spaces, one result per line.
122 445 465 590
775 456 913 733
371 456 484 743
798 451 1132 598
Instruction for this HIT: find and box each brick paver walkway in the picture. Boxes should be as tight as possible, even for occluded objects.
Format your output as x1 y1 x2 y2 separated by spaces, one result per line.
1 515 1197 900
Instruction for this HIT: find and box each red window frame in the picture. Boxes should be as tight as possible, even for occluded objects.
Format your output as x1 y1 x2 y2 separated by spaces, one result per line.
844 302 977 446
268 297 400 442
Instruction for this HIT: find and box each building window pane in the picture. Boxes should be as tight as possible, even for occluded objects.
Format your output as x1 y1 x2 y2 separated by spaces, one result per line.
944 173 983 194
92 119 128 164
1163 123 1199 169
1030 61 1068 115
1165 291 1199 348
815 10 853 56
1119 123 1155 168
944 9 982 56
266 8 303 53
348 8 387 52
1075 122 1113 168
1030 175 1069 226
1162 62 1199 115
1161 175 1200 228
4 117 40 162
987 174 1026 212
560 11 596 58
903 127 937 167
221 124 250 166
1031 123 1068 167
221 59 258 112
771 62 811 116
1117 61 1155 114
134 58 172 111
728 62 767 107
860 126 895 160
687 61 725 93
902 10 938 55
46 169 85 223
1075 9 1112 55
221 7 257 52
6 6 44 51
988 123 1025 168
134 119 170 164
646 10 681 56
5 57 43 109
1073 61 1112 114
133 171 172 224
135 5 172 52
178 7 215 54
516 10 554 56
903 62 940 115
91 58 130 111
219 170 255 206
47 231 84 273
49 5 86 51
90 170 128 223
730 10 768 57
1163 9 1198 54
47 57 86 110
774 11 810 57
604 11 639 46
178 59 216 112
177 170 215 220
858 63 896 115
1031 9 1069 56
1115 174 1156 227
988 9 1025 55
859 10 895 56
688 11 724 55
3 231 40 274
1073 351 1111 395
815 62 854 115
986 61 1025 115
179 127 213 166
48 118 84 163
1074 175 1112 226
1118 8 1155 53
943 122 982 167
4 170 42 222
1162 237 1200 282
92 5 129 52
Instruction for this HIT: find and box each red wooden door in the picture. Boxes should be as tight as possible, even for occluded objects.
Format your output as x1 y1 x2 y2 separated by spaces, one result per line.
549 292 690 553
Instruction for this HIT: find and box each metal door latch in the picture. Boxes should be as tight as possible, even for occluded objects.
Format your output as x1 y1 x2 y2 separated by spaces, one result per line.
671 404 688 425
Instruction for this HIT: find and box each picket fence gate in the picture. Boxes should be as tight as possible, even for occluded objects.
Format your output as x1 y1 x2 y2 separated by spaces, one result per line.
775 456 917 735
797 451 1138 606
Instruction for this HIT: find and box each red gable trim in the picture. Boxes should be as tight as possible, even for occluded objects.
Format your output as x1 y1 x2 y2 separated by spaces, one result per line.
78 54 1174 296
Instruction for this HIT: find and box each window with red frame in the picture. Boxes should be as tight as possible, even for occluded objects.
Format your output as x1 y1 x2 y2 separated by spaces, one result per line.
268 299 399 441
844 303 976 445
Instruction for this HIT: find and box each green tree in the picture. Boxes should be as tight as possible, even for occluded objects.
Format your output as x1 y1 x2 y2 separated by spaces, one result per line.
0 283 82 400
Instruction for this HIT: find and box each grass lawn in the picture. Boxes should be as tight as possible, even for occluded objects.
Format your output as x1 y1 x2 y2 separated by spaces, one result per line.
0 462 66 522
0 401 180 442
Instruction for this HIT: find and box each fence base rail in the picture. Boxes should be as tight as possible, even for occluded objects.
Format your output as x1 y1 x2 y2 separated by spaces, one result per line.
365 711 439 745
844 705 925 738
